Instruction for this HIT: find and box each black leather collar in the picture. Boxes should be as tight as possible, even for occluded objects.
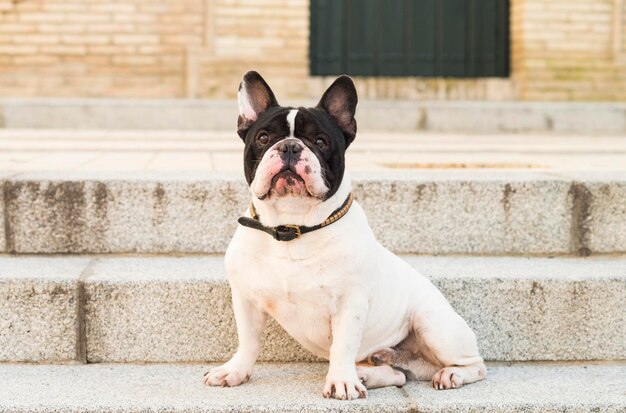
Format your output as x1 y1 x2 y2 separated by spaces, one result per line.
237 193 354 241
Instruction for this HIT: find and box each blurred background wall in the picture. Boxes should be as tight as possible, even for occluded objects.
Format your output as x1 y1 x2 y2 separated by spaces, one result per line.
0 0 624 101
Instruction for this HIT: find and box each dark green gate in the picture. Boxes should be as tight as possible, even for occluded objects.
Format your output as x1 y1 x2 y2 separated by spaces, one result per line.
310 0 509 77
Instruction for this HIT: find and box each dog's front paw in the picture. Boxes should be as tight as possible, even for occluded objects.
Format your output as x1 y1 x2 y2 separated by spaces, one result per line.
203 362 251 387
323 369 368 400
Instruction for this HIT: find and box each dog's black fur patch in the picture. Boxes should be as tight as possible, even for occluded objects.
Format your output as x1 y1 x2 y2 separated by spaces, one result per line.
238 71 357 200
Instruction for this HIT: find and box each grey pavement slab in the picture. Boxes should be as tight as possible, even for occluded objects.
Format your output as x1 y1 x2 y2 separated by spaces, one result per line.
402 361 626 412
84 256 319 363
0 362 624 413
0 198 3 252
582 181 626 255
4 130 626 173
352 172 573 254
542 172 626 255
0 256 91 362
0 99 239 131
0 177 5 253
0 363 407 413
424 101 626 134
6 170 626 255
1 98 625 133
0 172 17 253
3 172 248 254
406 256 626 361
83 255 626 363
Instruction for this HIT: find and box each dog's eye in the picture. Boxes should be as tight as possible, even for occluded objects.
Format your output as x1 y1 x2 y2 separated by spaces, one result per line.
257 132 269 145
315 136 328 149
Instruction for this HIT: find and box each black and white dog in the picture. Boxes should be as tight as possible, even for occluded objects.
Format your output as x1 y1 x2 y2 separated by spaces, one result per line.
204 71 486 400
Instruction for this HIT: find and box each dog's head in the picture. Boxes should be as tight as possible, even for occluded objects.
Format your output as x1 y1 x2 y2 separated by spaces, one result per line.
237 71 357 202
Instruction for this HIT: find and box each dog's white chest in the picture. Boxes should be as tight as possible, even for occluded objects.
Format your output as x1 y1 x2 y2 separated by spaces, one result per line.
231 249 348 357
225 200 417 361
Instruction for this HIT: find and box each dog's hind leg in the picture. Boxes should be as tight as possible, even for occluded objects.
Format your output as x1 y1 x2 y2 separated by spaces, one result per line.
368 337 440 381
356 362 406 389
430 363 486 390
369 303 487 390
410 303 487 390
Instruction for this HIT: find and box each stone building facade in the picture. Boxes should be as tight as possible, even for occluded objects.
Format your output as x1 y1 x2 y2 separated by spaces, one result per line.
0 0 624 100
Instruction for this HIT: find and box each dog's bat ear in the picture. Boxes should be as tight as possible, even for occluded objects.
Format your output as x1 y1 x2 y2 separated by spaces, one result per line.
316 75 358 147
237 71 279 139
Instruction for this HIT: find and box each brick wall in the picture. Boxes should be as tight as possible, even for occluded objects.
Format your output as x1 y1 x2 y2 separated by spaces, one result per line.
0 0 204 97
189 0 310 99
513 0 626 100
0 0 624 101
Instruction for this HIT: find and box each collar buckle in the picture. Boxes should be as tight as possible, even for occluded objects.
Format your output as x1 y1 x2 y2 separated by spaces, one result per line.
274 224 301 241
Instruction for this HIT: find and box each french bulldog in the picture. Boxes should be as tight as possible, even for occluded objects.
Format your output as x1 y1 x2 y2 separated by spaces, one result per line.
204 71 486 400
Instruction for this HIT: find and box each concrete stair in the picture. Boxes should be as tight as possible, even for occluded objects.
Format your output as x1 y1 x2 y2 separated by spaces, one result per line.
4 130 626 174
1 255 625 364
1 98 625 133
1 169 625 411
1 362 625 412
2 171 626 255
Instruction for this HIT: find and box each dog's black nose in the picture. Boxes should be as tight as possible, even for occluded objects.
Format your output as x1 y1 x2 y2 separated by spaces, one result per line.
276 140 302 154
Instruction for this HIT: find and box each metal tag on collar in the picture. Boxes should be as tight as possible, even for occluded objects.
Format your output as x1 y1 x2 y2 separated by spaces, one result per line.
274 224 302 241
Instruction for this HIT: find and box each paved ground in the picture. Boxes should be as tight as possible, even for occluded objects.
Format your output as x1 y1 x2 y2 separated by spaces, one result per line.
1 362 625 412
1 129 626 172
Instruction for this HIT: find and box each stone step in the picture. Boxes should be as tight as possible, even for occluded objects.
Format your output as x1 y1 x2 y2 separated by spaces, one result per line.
1 255 624 363
1 171 625 255
4 130 626 174
1 98 625 134
1 362 625 412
